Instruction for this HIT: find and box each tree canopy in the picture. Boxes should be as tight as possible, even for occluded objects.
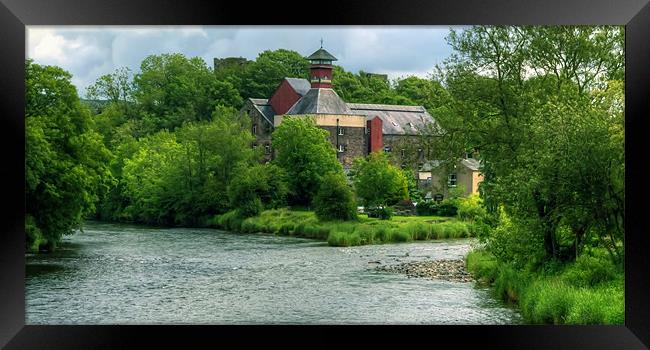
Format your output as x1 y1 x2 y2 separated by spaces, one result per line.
26 60 114 251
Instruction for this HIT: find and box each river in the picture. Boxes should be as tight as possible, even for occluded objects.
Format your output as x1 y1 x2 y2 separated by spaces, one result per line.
26 221 521 324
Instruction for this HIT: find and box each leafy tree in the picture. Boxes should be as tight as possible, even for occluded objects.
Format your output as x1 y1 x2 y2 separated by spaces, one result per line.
313 172 358 221
242 49 309 98
442 25 624 263
133 53 242 132
228 163 289 217
121 108 255 225
86 66 134 115
352 152 409 209
26 60 114 251
272 117 343 206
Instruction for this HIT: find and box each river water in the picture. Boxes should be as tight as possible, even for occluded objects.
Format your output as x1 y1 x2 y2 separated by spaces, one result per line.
26 221 521 324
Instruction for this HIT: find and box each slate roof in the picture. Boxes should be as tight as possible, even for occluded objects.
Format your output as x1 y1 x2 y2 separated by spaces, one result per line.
248 98 275 124
347 103 436 135
286 88 354 115
460 158 481 171
420 158 481 172
284 78 311 96
306 48 338 61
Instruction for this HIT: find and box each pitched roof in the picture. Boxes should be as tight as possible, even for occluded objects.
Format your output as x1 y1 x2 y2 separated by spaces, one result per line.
460 158 481 171
286 88 353 115
347 103 436 135
248 98 275 124
284 78 311 96
419 158 481 172
306 48 338 61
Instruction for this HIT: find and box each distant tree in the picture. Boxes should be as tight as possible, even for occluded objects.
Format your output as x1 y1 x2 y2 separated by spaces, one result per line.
86 67 134 114
26 60 114 251
313 172 358 221
242 49 310 98
352 152 409 209
133 53 242 132
272 117 344 206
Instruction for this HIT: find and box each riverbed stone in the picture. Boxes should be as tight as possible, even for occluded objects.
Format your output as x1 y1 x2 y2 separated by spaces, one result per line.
375 259 474 283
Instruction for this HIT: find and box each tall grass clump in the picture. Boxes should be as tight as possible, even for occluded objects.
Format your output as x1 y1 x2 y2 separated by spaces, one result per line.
404 222 430 240
328 231 361 246
467 249 624 325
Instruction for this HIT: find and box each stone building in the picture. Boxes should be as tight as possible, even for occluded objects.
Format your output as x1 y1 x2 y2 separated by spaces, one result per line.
239 45 438 169
418 157 484 200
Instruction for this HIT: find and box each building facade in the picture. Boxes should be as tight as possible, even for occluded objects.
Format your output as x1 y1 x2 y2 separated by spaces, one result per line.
237 45 483 199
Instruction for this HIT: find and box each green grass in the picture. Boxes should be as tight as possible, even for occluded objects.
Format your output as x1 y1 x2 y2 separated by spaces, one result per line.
466 250 624 325
208 208 475 247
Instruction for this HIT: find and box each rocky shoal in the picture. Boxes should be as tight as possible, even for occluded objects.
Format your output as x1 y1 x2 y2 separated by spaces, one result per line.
375 259 474 283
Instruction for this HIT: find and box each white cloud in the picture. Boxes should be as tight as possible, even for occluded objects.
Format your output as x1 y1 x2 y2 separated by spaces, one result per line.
27 26 456 97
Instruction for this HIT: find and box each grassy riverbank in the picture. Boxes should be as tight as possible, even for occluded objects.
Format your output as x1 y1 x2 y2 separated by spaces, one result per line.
466 249 624 324
206 208 478 246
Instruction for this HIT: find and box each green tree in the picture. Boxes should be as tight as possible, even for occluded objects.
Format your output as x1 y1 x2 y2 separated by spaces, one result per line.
121 107 256 225
26 60 114 251
133 53 242 132
242 49 310 98
313 172 358 221
442 25 624 263
352 152 409 209
272 117 343 206
228 163 289 217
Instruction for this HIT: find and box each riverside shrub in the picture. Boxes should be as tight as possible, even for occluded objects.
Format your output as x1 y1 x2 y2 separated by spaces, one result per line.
313 172 358 221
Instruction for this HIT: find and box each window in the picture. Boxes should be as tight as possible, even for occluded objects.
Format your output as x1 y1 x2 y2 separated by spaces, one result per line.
384 146 392 153
400 149 405 157
426 177 432 185
252 123 257 134
448 173 458 187
252 143 257 149
265 145 271 154
338 144 345 153
338 127 344 136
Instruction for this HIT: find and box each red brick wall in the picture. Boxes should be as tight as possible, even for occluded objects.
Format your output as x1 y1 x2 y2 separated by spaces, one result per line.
269 79 302 115
367 116 383 153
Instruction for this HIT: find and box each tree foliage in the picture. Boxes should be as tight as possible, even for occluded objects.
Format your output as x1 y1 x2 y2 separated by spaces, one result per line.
442 25 624 264
228 163 289 217
313 172 358 221
26 60 114 251
272 117 344 206
352 152 409 208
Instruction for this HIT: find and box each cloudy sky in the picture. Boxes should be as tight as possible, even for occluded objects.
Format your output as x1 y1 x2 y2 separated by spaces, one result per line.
27 26 458 97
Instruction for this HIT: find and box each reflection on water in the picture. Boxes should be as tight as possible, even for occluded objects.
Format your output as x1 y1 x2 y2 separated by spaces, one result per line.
26 221 521 324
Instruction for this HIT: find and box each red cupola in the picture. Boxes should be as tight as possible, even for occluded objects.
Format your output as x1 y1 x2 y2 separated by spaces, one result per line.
306 43 337 89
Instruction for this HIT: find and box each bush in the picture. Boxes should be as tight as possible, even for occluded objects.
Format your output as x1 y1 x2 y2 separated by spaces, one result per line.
457 194 487 222
560 254 617 287
228 164 289 218
368 207 393 220
215 210 244 231
437 200 459 217
313 172 358 221
415 200 438 216
466 250 499 283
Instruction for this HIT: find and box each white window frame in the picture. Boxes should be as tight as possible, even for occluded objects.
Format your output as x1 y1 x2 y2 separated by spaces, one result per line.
338 127 344 136
265 145 271 154
448 173 458 187
338 144 345 153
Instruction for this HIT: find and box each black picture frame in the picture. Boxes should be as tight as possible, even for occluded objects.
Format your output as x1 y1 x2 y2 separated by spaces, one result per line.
1 0 649 348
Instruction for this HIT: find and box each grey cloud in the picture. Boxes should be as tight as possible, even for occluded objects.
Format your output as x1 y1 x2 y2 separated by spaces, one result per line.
28 26 456 96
